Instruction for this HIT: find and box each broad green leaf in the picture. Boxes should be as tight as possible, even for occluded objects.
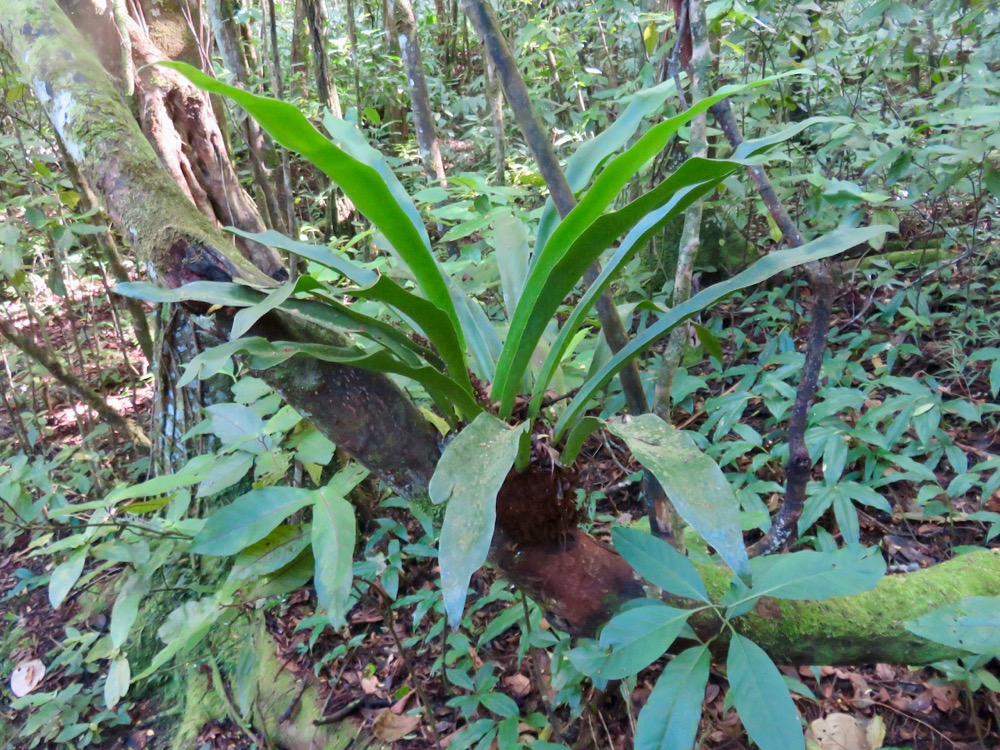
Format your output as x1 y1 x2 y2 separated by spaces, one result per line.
726 546 885 610
727 634 804 750
191 486 316 556
160 62 462 343
430 414 528 626
104 657 130 709
110 573 149 649
493 214 530 316
609 415 750 581
202 403 270 454
556 225 892 439
135 597 224 681
49 550 86 609
55 454 217 515
634 645 711 750
596 603 692 679
612 526 709 602
311 473 363 628
196 451 254 498
905 597 1000 655
226 524 310 584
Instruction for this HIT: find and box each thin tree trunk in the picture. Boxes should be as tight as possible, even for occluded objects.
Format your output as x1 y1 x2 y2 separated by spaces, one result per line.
654 0 710 414
303 0 344 117
394 0 447 186
205 0 288 234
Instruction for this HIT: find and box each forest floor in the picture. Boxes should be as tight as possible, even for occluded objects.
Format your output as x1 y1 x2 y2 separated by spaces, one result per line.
1 253 999 749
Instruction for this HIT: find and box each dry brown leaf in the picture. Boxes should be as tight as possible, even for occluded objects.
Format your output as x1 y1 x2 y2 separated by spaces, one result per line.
360 675 380 694
372 710 421 742
504 673 532 698
806 712 885 750
10 658 45 697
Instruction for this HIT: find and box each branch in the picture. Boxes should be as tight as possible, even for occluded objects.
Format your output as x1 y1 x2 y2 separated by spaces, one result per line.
0 316 151 449
710 95 833 554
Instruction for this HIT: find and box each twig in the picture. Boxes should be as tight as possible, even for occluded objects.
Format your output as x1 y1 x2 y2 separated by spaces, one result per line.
368 581 443 750
314 697 363 725
279 678 308 724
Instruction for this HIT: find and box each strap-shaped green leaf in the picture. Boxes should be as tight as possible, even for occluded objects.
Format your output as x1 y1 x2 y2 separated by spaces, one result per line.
429 414 528 626
555 225 892 439
224 337 482 423
609 415 750 581
523 118 843 417
230 229 470 386
493 158 739 416
158 62 462 346
531 75 805 268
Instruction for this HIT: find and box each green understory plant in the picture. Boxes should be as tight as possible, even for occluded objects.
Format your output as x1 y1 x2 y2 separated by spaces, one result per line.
97 62 892 747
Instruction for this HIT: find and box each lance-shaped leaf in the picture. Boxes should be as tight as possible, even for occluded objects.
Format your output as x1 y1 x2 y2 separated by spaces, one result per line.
521 118 848 418
612 526 709 602
224 337 481 423
429 414 528 626
192 486 316 556
311 466 368 628
905 596 1000 656
556 225 892 440
634 645 711 750
159 62 462 346
728 634 804 750
584 602 693 680
608 415 750 582
723 545 884 616
531 73 808 264
230 229 469 384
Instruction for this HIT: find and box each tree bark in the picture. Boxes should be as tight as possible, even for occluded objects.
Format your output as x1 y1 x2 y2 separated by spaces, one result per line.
303 0 344 118
394 0 448 186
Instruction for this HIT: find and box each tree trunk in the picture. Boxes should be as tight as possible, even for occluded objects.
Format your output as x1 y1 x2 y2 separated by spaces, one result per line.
205 0 288 234
394 0 448 186
303 0 344 118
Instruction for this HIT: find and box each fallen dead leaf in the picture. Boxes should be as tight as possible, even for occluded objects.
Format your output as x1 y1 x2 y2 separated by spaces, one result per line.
372 710 421 742
10 658 45 697
504 673 531 698
806 712 885 750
